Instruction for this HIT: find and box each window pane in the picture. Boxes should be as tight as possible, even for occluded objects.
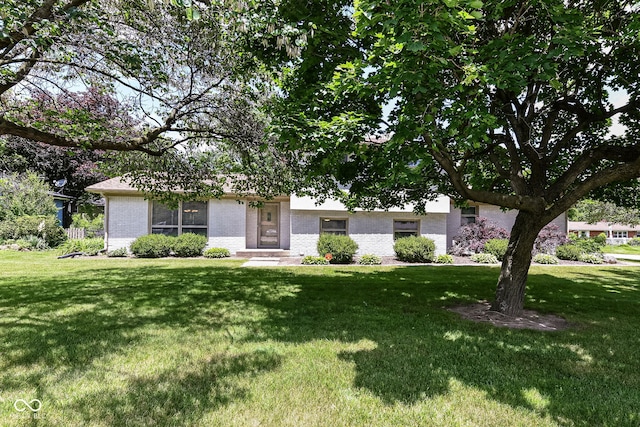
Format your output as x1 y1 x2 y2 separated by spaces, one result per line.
394 220 419 231
152 227 178 236
461 207 477 215
182 201 207 226
461 216 476 224
152 202 178 226
321 219 347 231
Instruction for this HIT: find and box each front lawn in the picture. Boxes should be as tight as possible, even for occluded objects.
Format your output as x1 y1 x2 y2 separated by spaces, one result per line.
1 251 639 426
603 244 640 255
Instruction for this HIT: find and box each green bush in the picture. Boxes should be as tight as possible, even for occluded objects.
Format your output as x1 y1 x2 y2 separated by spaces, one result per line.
0 215 67 247
317 234 358 264
58 238 105 256
394 236 436 263
435 254 454 264
14 235 48 251
107 247 128 257
172 233 207 257
470 253 499 264
483 239 509 261
301 255 329 265
594 233 607 246
204 247 231 258
579 253 604 264
130 234 174 258
71 213 104 237
572 237 604 254
628 237 640 246
555 244 582 261
358 254 382 265
532 253 559 264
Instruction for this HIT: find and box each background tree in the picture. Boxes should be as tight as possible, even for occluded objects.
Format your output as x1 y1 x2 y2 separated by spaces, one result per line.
0 171 57 221
0 0 283 199
569 199 640 226
255 0 640 315
0 87 127 200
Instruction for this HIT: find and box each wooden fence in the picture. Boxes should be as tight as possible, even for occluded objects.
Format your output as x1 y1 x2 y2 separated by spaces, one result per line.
65 228 86 240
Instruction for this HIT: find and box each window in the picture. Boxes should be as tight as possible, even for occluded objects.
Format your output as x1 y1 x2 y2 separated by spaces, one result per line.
320 218 348 235
461 206 477 225
394 220 420 239
576 231 589 238
612 231 628 239
152 201 207 236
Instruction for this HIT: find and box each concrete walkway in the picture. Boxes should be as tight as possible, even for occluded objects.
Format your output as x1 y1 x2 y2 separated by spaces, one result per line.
241 257 281 267
609 253 640 262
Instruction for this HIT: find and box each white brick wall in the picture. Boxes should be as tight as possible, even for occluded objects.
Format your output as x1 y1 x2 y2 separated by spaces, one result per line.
208 199 246 254
290 210 448 257
106 196 149 251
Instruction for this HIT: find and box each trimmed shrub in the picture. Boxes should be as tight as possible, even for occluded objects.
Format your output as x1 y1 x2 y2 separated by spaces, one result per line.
436 254 454 264
533 253 559 264
130 234 174 258
358 254 382 265
204 247 231 258
58 238 105 256
317 234 358 264
483 239 509 261
301 255 329 265
449 217 509 256
579 253 604 264
555 244 582 261
172 233 207 257
107 247 128 257
470 253 499 264
394 236 436 263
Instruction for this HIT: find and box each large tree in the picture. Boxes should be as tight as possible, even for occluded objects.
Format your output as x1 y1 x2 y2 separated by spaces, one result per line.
0 0 283 199
257 0 640 315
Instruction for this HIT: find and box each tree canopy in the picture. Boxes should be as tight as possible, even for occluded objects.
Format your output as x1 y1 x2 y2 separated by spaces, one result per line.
258 0 640 314
0 0 285 200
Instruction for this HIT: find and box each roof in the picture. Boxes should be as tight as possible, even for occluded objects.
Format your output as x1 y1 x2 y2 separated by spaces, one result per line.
86 176 236 196
568 221 639 231
86 177 138 194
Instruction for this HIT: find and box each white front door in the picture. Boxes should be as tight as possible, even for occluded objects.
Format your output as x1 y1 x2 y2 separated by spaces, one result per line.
258 203 279 248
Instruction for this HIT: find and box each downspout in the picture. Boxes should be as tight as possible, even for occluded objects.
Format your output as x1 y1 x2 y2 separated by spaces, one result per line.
104 195 109 252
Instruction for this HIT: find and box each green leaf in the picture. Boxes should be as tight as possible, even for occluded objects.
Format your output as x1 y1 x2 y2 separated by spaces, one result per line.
407 41 426 52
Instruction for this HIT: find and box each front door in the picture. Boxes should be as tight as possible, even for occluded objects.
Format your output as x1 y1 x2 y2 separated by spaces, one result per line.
258 203 279 248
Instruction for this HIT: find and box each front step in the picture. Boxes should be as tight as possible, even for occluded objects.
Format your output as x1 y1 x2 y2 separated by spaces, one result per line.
235 249 290 258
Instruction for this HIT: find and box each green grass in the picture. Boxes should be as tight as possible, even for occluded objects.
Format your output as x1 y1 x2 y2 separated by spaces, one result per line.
1 251 639 426
603 244 640 255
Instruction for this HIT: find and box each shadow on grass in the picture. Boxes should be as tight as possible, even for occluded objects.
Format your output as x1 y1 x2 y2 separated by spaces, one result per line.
1 260 639 425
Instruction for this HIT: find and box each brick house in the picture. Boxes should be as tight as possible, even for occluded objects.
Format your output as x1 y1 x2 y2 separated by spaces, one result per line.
568 221 639 244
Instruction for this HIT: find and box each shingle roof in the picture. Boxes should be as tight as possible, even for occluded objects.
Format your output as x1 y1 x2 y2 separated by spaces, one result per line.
568 221 639 231
85 177 139 194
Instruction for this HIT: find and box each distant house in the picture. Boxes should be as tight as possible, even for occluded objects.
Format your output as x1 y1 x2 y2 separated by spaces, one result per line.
49 192 75 228
568 221 639 245
87 177 567 256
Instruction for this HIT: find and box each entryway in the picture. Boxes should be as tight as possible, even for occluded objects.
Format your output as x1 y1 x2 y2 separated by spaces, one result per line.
258 203 280 249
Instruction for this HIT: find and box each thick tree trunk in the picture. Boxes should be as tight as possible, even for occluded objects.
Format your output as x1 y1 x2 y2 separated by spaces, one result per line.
490 211 546 316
